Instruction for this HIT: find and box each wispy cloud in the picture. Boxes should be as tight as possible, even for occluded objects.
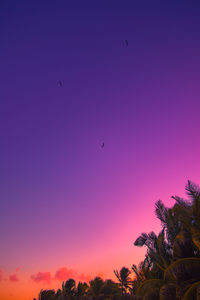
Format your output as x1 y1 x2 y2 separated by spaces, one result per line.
31 267 94 284
54 267 76 281
31 272 52 284
54 267 91 282
9 274 19 282
78 273 91 282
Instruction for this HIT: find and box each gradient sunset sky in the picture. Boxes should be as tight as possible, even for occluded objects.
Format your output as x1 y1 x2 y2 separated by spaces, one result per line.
1 1 200 299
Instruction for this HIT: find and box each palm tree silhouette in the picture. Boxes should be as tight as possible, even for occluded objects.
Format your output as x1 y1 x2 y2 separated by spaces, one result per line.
114 267 132 294
62 279 76 300
88 277 104 300
76 282 88 300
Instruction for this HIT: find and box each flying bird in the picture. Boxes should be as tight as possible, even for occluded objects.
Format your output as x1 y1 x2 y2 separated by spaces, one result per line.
101 142 104 148
125 40 128 47
58 80 63 86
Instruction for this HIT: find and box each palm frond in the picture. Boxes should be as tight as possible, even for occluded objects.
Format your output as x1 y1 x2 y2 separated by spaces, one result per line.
186 181 200 202
164 258 200 282
183 281 200 300
171 195 191 208
155 200 168 226
134 233 148 247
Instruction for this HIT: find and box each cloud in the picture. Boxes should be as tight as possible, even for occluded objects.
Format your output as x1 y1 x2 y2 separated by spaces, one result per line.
54 267 92 282
78 273 91 282
30 267 93 285
54 267 76 281
31 272 52 284
9 274 19 282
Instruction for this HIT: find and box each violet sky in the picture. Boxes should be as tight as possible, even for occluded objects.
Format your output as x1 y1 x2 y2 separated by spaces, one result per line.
1 1 200 299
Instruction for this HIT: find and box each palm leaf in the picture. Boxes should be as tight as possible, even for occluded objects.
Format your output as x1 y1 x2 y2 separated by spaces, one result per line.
136 279 165 297
155 200 168 225
159 283 177 300
164 258 200 282
186 181 200 201
134 233 149 246
183 281 200 300
171 195 190 208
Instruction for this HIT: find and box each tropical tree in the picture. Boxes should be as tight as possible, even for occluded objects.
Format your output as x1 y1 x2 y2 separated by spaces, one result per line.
133 181 200 299
134 229 171 277
55 289 62 300
76 282 89 300
88 277 104 300
172 181 200 253
39 289 56 300
114 267 132 294
101 279 121 300
62 279 76 300
131 257 152 295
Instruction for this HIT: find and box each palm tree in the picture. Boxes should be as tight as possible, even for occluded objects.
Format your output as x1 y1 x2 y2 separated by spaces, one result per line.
172 181 200 253
133 181 200 300
88 277 104 300
101 279 121 299
155 199 180 248
131 257 152 294
39 289 56 300
76 282 89 300
114 267 132 294
164 257 200 299
135 279 165 300
62 279 76 300
134 229 172 276
55 289 62 300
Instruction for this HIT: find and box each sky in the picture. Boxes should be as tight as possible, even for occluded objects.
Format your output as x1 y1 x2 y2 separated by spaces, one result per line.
1 1 200 299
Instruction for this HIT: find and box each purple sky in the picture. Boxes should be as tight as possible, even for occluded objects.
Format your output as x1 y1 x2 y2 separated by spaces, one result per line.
1 1 200 299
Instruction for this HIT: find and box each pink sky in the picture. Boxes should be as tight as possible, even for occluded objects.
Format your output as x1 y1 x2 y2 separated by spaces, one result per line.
1 1 200 299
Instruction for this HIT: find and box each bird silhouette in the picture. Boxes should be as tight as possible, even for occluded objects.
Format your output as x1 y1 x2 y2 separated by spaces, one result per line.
58 80 63 86
125 40 128 47
101 142 104 148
